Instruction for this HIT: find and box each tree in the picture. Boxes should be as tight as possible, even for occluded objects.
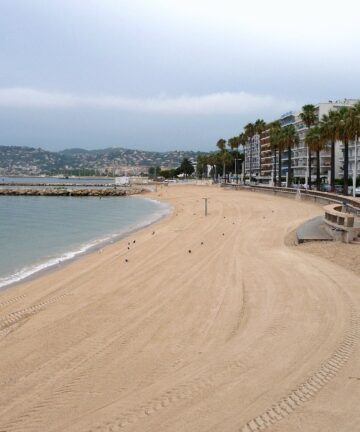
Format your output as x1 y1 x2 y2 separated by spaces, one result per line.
238 132 248 183
346 104 360 194
218 150 233 182
228 136 240 153
159 169 176 179
254 119 266 177
281 125 299 187
254 119 266 135
228 137 243 181
216 138 227 152
244 123 256 182
337 107 357 195
207 154 217 180
300 104 317 189
321 110 340 192
178 158 194 178
269 121 282 186
196 155 209 179
148 166 161 178
305 125 327 190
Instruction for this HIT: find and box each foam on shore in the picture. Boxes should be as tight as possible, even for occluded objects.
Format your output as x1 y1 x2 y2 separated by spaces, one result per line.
0 198 171 291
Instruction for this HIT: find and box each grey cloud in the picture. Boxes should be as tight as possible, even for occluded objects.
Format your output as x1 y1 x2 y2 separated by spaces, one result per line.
0 88 296 115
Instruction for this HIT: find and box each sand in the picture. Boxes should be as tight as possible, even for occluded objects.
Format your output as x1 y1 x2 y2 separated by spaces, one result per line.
0 185 359 432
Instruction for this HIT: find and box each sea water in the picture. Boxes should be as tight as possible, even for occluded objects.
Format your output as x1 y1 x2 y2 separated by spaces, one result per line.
0 195 170 289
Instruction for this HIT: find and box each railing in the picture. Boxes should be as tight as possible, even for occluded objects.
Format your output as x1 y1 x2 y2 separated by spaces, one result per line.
323 204 360 243
222 183 360 215
324 204 354 228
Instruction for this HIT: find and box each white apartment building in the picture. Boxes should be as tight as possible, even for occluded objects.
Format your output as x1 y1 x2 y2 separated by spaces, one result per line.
282 99 358 184
339 142 360 179
244 134 261 180
243 99 359 185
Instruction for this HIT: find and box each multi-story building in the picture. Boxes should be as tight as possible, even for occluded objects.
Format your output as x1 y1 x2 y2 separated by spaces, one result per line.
244 134 261 180
346 143 360 178
244 99 359 185
280 99 358 185
260 128 272 181
339 140 360 181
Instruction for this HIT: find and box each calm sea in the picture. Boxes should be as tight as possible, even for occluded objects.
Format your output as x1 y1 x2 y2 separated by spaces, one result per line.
0 176 114 184
0 195 169 290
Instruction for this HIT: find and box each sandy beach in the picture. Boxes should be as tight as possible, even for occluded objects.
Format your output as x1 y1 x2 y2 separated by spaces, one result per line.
0 185 360 432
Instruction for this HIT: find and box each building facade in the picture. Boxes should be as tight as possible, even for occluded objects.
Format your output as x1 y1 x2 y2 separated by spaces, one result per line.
243 99 359 185
244 134 261 180
281 100 358 184
260 129 272 181
339 142 360 179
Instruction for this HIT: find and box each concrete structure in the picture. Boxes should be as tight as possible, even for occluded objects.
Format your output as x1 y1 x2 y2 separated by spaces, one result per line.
296 216 333 243
323 203 360 243
115 176 129 185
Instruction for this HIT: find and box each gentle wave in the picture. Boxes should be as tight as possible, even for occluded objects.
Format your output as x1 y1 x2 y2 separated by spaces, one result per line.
0 198 171 290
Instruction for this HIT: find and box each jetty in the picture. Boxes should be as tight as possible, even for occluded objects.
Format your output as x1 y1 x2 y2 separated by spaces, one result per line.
0 187 146 197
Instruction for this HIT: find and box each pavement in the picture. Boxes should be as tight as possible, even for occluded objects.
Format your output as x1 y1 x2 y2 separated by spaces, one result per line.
296 215 333 243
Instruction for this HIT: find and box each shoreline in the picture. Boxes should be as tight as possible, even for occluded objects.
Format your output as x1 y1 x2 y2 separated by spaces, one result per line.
0 195 172 292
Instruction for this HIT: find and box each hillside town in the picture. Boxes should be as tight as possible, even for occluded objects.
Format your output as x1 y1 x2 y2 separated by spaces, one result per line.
0 146 204 177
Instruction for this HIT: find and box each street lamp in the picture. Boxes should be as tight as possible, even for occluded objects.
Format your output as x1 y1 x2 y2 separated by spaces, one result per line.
234 158 242 184
353 134 358 198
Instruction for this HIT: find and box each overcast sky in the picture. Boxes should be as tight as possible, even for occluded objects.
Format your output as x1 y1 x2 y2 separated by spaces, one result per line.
1 0 360 151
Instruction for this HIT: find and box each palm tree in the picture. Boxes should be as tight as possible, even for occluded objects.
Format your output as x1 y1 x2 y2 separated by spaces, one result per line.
305 125 327 190
269 121 283 186
300 104 317 189
207 154 217 181
197 155 209 178
254 119 266 133
336 107 356 195
244 123 256 182
321 110 340 192
228 136 239 152
227 136 242 182
216 138 227 182
219 151 233 182
254 119 266 178
216 138 227 152
238 132 247 183
282 125 298 187
352 103 360 191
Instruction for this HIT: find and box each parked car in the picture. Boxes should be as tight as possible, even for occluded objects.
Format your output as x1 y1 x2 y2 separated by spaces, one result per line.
320 184 331 192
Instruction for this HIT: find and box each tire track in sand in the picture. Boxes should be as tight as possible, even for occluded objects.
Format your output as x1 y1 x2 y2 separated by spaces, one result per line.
75 307 360 432
239 308 360 432
0 292 70 337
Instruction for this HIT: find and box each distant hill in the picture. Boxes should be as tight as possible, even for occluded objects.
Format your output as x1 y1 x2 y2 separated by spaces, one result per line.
0 145 207 176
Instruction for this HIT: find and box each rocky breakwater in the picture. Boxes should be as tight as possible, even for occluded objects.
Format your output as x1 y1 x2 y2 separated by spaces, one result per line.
0 187 146 197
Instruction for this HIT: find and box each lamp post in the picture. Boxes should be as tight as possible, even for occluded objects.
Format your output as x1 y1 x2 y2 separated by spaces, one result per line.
202 197 208 216
234 158 242 184
243 145 246 184
353 134 358 198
